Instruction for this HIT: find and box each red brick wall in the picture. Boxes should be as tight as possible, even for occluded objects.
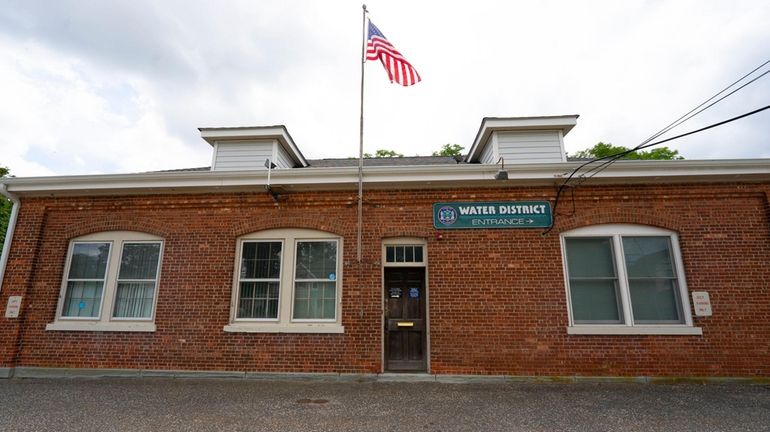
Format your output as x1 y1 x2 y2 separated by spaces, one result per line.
1 182 769 376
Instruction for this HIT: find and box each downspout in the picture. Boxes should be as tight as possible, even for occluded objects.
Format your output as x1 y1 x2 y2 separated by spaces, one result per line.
0 183 20 293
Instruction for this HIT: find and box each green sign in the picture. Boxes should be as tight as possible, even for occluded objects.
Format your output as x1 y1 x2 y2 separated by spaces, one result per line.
433 201 552 229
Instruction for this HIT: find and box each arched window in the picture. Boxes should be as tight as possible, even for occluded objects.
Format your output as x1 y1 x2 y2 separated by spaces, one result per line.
560 224 700 335
225 228 344 334
47 231 164 332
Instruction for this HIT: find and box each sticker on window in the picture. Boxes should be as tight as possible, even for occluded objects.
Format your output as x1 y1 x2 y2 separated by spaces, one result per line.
389 287 402 298
328 273 336 281
409 287 419 298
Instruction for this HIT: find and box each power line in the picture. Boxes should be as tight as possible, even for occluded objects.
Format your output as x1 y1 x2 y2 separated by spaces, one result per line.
542 103 770 235
542 59 770 234
577 62 770 182
636 59 770 148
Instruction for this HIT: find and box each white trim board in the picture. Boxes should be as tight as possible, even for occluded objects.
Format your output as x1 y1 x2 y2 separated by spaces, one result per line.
4 159 770 197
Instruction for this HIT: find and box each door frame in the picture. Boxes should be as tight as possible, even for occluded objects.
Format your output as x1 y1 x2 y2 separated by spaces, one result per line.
381 238 430 373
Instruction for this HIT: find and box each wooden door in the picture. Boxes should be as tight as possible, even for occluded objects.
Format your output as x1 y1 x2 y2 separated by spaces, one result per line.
384 267 426 372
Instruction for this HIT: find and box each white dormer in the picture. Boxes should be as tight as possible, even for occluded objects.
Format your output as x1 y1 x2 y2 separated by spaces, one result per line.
465 115 578 164
200 125 309 171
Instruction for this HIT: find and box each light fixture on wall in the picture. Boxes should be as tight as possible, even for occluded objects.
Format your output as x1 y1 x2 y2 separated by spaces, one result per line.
265 158 280 201
494 156 508 180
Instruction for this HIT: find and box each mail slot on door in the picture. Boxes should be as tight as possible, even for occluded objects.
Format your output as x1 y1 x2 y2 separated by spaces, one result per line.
397 322 414 327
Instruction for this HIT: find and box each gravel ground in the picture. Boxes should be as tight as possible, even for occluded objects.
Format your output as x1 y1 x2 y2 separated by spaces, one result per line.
0 378 768 431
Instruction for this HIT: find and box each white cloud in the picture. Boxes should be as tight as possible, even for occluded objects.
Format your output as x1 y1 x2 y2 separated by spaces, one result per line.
0 0 768 177
0 38 210 176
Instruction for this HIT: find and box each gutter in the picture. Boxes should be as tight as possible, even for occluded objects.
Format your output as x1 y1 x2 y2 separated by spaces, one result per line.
3 159 770 196
0 183 20 292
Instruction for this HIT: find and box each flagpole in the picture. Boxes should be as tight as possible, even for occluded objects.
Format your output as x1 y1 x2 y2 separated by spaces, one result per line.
357 4 367 263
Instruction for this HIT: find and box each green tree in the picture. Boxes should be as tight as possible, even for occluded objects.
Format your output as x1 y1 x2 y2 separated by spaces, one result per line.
432 143 465 157
363 149 404 158
0 166 11 251
571 142 684 160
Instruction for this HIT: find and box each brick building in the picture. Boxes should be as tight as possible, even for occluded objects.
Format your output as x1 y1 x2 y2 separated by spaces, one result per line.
1 115 769 378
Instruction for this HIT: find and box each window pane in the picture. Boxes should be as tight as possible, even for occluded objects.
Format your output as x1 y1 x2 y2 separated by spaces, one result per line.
565 238 615 278
113 281 156 318
570 279 622 323
630 279 681 323
395 246 404 262
293 281 336 319
62 281 103 317
405 246 414 262
386 246 395 263
622 237 675 278
295 241 337 279
241 242 282 279
414 246 423 263
238 281 279 319
118 243 161 279
68 243 110 279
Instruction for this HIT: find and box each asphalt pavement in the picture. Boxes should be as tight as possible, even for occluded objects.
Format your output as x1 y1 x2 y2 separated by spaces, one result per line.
0 378 768 431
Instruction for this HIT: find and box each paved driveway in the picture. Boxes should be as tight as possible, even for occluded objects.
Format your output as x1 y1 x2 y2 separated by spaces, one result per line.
0 378 768 431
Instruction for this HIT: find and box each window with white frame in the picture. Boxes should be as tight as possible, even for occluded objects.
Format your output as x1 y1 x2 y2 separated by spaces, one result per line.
48 231 163 332
237 241 282 320
560 224 699 335
227 228 343 333
385 244 424 264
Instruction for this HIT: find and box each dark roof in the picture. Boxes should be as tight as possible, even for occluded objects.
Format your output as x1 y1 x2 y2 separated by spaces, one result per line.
149 156 597 173
307 156 460 167
152 166 212 173
148 156 462 174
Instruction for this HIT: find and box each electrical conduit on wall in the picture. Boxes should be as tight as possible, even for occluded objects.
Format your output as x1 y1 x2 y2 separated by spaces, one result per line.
0 184 20 293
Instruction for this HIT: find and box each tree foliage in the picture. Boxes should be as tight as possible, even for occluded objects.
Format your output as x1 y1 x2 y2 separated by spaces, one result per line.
571 142 684 160
363 149 404 158
0 166 11 251
432 143 465 157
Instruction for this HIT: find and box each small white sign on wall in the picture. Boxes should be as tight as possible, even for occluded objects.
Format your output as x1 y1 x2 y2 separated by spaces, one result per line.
5 296 22 318
692 291 712 317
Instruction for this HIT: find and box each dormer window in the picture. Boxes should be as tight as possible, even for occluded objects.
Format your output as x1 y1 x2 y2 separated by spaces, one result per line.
199 125 308 171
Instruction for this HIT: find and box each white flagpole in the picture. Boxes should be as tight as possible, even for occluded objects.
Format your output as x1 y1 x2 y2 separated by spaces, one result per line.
357 4 368 263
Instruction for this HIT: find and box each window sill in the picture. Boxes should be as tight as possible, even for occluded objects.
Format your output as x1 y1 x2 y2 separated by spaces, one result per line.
223 323 345 334
46 321 156 332
567 325 702 336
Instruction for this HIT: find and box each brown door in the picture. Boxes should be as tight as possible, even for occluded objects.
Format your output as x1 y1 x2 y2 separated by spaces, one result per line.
384 267 427 372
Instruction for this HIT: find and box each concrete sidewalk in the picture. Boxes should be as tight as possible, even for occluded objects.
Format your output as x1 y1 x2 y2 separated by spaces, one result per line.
0 378 768 431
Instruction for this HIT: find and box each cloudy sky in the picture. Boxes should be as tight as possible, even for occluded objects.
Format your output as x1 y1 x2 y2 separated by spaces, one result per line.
0 0 768 177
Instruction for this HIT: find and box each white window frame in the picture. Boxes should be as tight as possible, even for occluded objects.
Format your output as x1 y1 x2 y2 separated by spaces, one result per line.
111 240 164 322
47 231 164 332
225 228 344 334
291 238 339 323
560 224 701 335
382 242 426 267
234 239 284 322
58 240 114 321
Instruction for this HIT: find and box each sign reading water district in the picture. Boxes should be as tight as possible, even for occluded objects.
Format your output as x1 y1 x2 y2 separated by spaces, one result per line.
433 201 552 229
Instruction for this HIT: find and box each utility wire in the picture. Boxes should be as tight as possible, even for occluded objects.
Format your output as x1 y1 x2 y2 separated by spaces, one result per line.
577 63 770 182
636 59 770 148
542 59 770 233
541 103 770 235
581 103 770 181
574 67 770 188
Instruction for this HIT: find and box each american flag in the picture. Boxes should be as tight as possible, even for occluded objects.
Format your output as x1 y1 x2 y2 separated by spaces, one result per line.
366 20 421 87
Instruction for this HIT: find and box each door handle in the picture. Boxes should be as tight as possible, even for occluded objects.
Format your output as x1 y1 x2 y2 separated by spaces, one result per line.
397 322 414 327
